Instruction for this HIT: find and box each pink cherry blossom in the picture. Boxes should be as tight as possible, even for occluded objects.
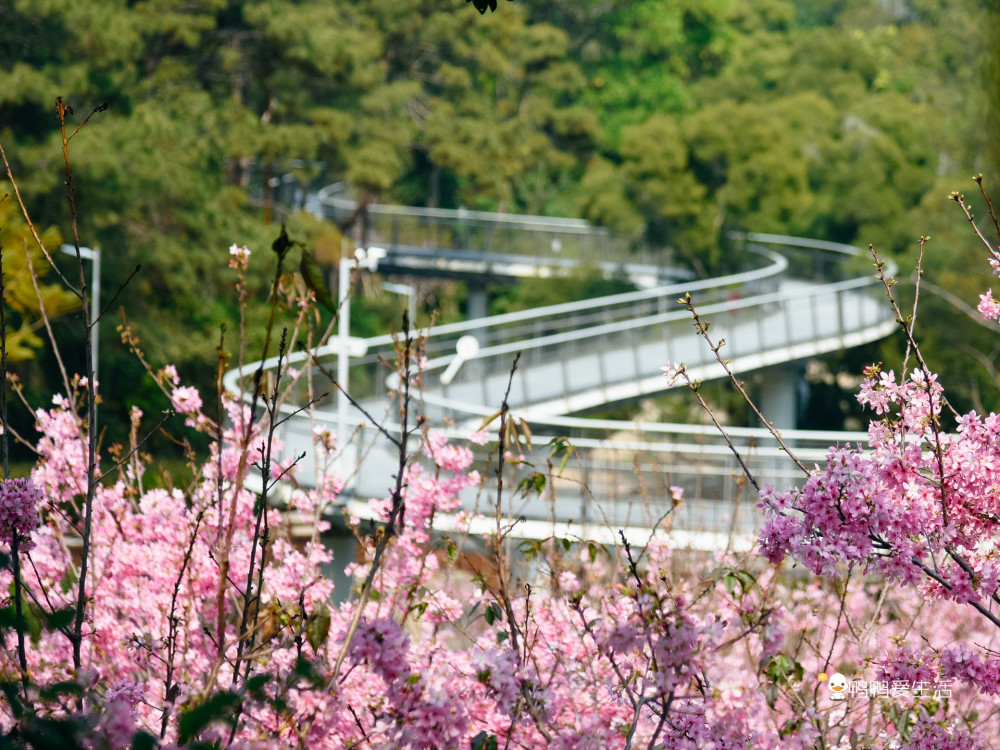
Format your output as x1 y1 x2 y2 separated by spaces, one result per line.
169 385 203 415
0 477 42 549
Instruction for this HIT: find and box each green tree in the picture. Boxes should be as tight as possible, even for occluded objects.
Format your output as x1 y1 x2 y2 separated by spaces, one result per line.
0 198 79 362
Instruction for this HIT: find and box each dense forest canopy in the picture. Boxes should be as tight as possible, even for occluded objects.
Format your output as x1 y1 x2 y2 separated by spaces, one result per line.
0 0 997 444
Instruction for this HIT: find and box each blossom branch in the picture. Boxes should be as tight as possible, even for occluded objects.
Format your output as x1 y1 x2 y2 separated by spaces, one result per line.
678 292 808 476
329 317 415 686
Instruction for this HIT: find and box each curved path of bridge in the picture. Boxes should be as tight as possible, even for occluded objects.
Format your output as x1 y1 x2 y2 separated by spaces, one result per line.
226 192 897 551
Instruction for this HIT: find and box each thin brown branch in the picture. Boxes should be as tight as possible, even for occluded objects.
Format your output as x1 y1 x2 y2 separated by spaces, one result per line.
328 318 416 687
973 174 1000 238
870 244 954 523
951 189 1000 261
0 139 77 291
668 363 762 491
678 293 808 476
901 236 929 378
23 243 72 396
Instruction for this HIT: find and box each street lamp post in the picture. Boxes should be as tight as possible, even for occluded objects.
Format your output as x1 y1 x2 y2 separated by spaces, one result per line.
440 335 480 385
59 244 101 384
335 246 383 477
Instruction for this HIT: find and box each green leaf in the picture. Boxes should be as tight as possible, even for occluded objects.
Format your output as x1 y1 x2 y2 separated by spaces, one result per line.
38 680 83 702
300 244 336 314
516 472 546 496
178 691 240 743
24 602 42 645
722 573 737 597
293 657 320 685
547 436 577 476
471 730 499 750
0 605 23 633
59 568 78 595
306 603 331 652
0 680 25 720
763 655 803 688
42 607 75 632
131 732 158 750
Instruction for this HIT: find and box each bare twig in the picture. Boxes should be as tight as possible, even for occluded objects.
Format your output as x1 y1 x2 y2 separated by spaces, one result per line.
52 97 104 672
22 244 73 396
0 139 77 292
870 245 954 523
328 314 415 686
973 174 1000 238
668 363 761 492
95 264 141 324
1 222 7 481
160 509 206 738
900 236 929 378
494 353 523 657
952 185 1000 260
309 355 401 448
678 292 808 477
96 414 172 482
916 276 1000 333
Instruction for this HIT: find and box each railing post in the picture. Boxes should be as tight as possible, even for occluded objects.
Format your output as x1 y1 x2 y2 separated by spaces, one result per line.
785 296 794 346
838 288 845 340
561 356 571 400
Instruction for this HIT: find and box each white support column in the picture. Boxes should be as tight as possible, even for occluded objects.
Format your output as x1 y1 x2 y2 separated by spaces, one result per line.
466 280 489 348
755 364 806 492
756 364 800 432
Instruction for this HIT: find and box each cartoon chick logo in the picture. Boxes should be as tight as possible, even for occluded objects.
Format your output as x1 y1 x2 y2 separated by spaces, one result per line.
818 672 848 701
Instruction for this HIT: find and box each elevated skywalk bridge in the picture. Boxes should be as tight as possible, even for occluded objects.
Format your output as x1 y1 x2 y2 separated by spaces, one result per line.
227 195 897 550
315 183 691 288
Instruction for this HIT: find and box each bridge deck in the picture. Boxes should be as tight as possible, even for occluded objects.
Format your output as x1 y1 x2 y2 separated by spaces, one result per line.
227 206 896 550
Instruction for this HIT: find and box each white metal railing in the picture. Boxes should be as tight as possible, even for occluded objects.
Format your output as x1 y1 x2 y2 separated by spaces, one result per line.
316 184 653 265
225 208 896 545
318 183 600 234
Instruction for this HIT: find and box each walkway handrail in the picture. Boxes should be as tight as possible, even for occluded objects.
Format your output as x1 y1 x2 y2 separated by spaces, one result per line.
416 273 879 376
222 243 788 397
224 226 892 426
222 203 898 549
337 245 784 355
317 183 603 234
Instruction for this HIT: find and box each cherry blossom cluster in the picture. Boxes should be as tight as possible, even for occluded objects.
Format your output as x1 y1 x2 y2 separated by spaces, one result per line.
228 243 251 271
0 477 41 549
8 225 1000 749
755 236 1000 732
4 379 997 747
758 362 1000 598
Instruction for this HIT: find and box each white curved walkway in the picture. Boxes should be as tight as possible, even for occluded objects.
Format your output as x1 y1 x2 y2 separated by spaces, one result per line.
228 201 896 549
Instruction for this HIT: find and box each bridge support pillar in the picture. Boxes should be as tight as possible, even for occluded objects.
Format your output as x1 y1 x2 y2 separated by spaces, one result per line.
467 281 488 320
466 281 489 344
755 364 806 431
322 531 359 605
754 364 808 492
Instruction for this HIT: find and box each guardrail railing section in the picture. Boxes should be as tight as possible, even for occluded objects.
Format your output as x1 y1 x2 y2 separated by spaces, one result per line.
457 429 841 539
229 211 898 546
